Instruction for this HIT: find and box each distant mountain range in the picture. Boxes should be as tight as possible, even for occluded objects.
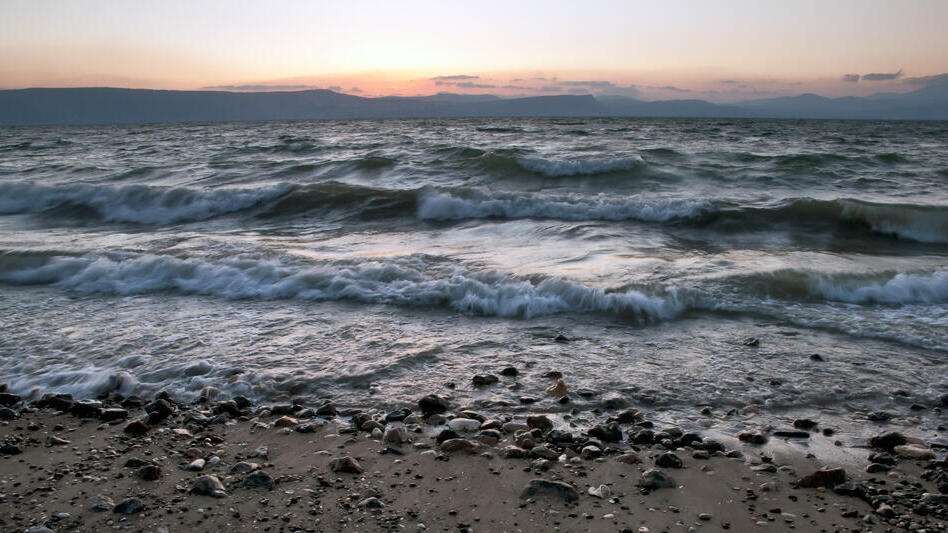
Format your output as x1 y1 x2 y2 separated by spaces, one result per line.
1 77 946 125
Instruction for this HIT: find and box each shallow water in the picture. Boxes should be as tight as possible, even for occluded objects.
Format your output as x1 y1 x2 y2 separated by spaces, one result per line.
0 117 946 434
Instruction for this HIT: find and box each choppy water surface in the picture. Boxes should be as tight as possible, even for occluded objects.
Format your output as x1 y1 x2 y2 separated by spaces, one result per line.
1 118 946 435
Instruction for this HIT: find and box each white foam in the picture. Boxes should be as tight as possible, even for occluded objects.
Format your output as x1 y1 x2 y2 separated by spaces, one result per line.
0 181 291 224
417 189 709 222
839 200 948 243
517 156 645 177
812 270 948 305
0 253 693 321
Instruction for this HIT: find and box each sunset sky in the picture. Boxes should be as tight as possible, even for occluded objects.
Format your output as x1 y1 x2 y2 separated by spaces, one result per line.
2 0 947 101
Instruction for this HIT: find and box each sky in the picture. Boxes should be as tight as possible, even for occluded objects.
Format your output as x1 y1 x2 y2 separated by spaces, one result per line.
1 0 947 102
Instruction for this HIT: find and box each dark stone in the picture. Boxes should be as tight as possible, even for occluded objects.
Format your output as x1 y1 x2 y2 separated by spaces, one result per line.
518 396 538 405
655 452 683 469
385 407 412 422
123 420 150 436
243 470 274 490
737 430 768 444
0 407 15 420
939 393 948 407
867 432 907 451
798 467 846 488
456 410 486 422
329 456 363 474
144 399 173 422
418 394 449 416
137 464 161 480
576 389 597 398
868 411 892 422
124 457 149 468
214 400 242 417
610 409 640 424
71 400 103 419
557 396 569 404
100 408 128 422
809 353 824 361
867 452 897 465
520 479 578 502
0 443 22 455
472 374 499 387
742 337 760 347
678 432 703 447
190 475 227 497
315 402 337 417
499 366 518 377
553 335 570 343
631 429 655 445
542 370 563 379
526 415 553 432
588 422 622 443
436 429 459 444
792 418 818 429
295 423 316 433
37 393 74 412
547 429 574 444
700 439 726 453
866 463 891 473
0 392 21 406
637 469 676 490
270 404 296 416
113 497 144 514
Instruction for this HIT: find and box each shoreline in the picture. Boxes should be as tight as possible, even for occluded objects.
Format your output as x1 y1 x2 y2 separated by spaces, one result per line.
0 385 946 532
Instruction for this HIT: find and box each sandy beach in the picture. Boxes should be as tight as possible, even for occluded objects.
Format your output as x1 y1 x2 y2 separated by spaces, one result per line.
1 385 945 533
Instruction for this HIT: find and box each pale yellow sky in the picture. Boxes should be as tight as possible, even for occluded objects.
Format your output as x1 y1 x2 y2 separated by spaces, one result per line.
1 0 946 101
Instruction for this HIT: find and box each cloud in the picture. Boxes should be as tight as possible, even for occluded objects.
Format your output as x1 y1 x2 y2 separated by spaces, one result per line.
538 86 563 92
348 87 363 93
903 73 948 87
202 84 317 91
720 80 739 84
327 86 341 92
567 88 589 94
841 74 861 82
862 69 903 81
501 84 530 90
434 80 497 89
654 85 692 92
560 80 615 88
430 75 479 81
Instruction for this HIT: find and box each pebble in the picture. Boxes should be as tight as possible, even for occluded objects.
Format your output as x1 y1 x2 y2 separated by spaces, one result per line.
698 513 713 521
190 474 228 498
655 452 683 469
520 479 579 502
418 394 449 416
637 469 676 490
113 497 145 514
546 379 568 396
90 494 115 512
329 455 364 474
230 461 259 474
588 484 611 498
440 438 476 453
243 470 275 490
274 416 298 428
737 430 768 444
526 415 553 432
186 458 206 471
797 467 846 488
384 426 411 443
137 464 162 480
447 418 481 432
615 452 640 464
893 444 935 460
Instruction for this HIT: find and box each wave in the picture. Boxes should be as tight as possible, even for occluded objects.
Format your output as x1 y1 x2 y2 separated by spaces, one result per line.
710 198 948 244
417 189 711 222
0 252 692 321
734 268 948 305
0 181 291 224
516 155 646 177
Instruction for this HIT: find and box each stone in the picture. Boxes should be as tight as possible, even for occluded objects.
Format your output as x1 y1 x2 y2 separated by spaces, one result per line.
37 393 74 412
329 456 363 474
798 467 846 488
520 479 579 502
581 445 603 459
418 394 449 416
546 379 567 396
738 430 768 444
243 470 274 490
875 503 896 518
187 458 206 471
0 407 15 420
742 337 760 347
655 452 683 469
99 408 128 422
501 445 529 459
439 438 476 453
448 418 481 432
71 400 103 418
230 461 259 474
893 444 935 460
436 429 459 444
588 422 622 443
698 513 713 521
383 426 411 444
588 484 611 498
316 402 337 417
637 469 676 490
526 415 553 432
90 494 115 512
531 444 560 460
137 464 161 481
270 404 296 416
123 419 150 435
385 408 412 422
0 392 21 406
547 429 574 444
214 400 242 416
190 475 227 497
426 413 447 425
610 409 644 424
616 452 640 464
455 410 486 422
124 457 149 468
144 399 174 422
472 374 499 387
359 496 385 509
232 395 252 408
274 416 297 428
500 366 518 376
516 433 536 449
792 418 818 429
518 396 538 404
868 432 907 451
296 423 316 433
503 421 529 433
0 443 22 455
866 463 891 473
113 497 145 514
